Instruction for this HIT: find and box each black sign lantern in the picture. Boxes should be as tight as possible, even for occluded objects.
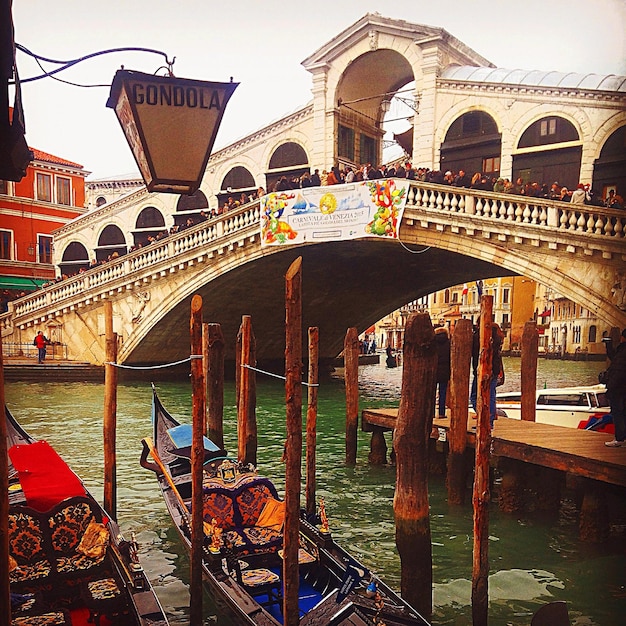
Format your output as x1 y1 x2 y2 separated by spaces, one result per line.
107 69 238 194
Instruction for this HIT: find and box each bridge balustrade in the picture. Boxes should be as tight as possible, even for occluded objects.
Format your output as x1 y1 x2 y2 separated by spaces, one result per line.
0 181 623 338
405 183 625 239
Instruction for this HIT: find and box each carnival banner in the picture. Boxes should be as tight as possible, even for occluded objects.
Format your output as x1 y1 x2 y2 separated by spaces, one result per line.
260 178 409 247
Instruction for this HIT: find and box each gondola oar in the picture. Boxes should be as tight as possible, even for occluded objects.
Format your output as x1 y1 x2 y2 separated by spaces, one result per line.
141 437 191 523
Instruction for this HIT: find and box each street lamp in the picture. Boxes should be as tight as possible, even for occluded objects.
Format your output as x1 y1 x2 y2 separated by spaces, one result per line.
106 69 238 195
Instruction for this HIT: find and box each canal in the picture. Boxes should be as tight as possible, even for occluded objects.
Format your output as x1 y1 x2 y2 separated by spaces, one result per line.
4 357 624 625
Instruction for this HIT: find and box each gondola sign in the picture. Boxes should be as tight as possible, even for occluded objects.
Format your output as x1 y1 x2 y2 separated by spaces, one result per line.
107 69 238 195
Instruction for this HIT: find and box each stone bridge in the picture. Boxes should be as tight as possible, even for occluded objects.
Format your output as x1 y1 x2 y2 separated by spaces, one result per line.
2 180 625 367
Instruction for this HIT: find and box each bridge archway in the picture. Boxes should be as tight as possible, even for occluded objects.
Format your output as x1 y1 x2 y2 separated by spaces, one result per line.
594 124 626 199
513 116 581 189
266 142 309 191
95 224 127 262
133 206 166 246
219 166 256 207
59 241 89 277
440 111 502 177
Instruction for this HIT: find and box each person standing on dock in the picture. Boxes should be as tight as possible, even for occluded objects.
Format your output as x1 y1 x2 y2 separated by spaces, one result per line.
434 326 451 417
33 330 50 364
603 329 626 447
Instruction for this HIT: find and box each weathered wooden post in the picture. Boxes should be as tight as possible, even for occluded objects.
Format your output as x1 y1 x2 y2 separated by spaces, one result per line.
344 327 359 466
394 312 435 620
103 300 117 519
521 321 539 422
0 339 10 625
237 315 257 465
204 323 225 449
447 318 472 505
284 257 303 626
190 295 205 625
306 326 319 519
472 295 493 626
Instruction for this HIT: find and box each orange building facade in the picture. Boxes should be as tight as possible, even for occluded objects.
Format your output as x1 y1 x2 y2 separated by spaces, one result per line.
1 144 87 301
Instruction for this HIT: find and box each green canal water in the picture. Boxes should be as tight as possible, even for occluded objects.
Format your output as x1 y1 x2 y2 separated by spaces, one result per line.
5 357 625 625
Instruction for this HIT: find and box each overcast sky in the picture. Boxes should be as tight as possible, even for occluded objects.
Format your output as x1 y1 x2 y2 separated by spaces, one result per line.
11 0 626 180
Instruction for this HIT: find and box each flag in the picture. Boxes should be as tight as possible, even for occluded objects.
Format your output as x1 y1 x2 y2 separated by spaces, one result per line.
462 283 468 296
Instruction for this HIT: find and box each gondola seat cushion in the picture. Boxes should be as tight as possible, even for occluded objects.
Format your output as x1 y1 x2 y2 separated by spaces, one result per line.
8 507 53 586
202 477 284 555
47 497 107 574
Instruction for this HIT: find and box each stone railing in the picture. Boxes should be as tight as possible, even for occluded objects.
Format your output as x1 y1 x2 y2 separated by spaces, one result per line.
2 200 262 330
403 182 625 248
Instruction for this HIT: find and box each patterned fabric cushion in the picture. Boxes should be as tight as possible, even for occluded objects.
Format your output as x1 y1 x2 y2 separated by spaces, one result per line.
8 510 48 563
86 577 121 601
8 508 52 583
240 568 280 587
12 611 70 625
236 483 275 527
48 499 98 556
56 552 104 574
76 519 109 559
202 491 236 530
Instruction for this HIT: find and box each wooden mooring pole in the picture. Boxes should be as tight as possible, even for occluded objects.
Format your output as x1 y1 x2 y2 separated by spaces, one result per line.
204 323 225 449
447 318 473 505
190 295 205 625
344 327 359 466
394 312 435 621
521 321 539 422
103 300 117 520
306 327 319 518
283 257 303 626
0 339 10 625
237 315 257 465
472 295 493 626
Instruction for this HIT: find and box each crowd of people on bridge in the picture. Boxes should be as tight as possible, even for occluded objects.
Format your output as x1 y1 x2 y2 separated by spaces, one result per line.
270 161 623 209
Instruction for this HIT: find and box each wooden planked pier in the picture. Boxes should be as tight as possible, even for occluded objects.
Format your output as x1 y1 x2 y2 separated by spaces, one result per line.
362 408 626 487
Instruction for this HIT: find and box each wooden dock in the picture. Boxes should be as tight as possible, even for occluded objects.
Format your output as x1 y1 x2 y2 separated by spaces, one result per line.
362 408 626 488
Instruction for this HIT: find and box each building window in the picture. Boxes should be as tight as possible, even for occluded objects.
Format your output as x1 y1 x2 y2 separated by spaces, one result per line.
0 180 8 194
338 125 355 161
588 325 597 343
573 325 581 343
502 288 510 304
56 177 71 206
38 235 53 264
483 156 500 173
359 134 376 166
540 118 557 136
0 230 12 260
36 173 52 202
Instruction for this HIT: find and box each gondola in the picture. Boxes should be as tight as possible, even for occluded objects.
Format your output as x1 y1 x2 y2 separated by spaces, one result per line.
5 405 169 626
141 388 430 626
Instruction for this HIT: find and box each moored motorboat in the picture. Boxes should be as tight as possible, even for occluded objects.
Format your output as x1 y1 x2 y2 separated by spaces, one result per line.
141 388 430 626
495 384 612 431
5 405 169 626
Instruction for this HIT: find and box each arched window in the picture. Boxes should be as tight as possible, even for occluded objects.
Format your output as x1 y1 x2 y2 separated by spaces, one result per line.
176 189 208 212
59 241 89 276
440 111 501 177
136 207 165 229
96 224 127 262
96 196 106 207
221 166 255 192
588 325 597 343
513 117 581 189
266 142 309 192
133 206 166 246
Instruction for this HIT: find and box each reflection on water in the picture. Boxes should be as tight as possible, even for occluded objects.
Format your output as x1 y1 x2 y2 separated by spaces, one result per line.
4 357 624 626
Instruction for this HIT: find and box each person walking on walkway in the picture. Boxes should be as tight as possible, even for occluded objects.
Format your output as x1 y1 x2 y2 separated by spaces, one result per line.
603 329 626 447
34 330 49 364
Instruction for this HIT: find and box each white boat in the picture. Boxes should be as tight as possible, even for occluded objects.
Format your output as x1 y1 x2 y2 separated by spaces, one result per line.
496 384 612 431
